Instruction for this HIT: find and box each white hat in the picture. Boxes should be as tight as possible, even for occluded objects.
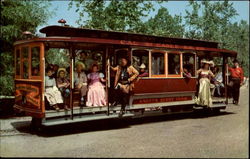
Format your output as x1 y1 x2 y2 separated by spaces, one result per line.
201 59 210 64
139 63 146 69
209 60 215 67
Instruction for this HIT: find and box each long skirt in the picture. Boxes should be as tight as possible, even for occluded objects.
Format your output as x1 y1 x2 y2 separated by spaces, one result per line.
195 78 213 107
45 87 63 106
86 82 107 107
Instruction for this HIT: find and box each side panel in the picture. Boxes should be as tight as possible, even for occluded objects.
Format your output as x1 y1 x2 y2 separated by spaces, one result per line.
14 80 44 118
133 78 196 94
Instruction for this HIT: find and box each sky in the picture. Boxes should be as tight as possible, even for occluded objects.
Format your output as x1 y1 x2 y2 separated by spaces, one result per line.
37 1 249 33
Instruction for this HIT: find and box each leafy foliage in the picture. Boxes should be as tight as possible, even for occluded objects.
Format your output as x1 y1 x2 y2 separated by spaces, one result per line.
138 7 185 37
69 0 156 32
184 0 249 76
0 0 51 95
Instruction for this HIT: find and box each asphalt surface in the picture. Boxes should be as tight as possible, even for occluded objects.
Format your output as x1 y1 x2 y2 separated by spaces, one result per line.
0 86 249 158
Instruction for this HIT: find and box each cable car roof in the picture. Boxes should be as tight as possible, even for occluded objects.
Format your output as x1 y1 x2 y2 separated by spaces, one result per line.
40 25 219 49
14 25 237 56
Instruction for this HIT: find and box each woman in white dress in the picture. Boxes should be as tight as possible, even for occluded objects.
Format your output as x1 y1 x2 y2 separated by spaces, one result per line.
45 67 64 111
195 60 215 107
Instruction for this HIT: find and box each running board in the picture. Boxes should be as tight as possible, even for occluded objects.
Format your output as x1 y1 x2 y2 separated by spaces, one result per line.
194 103 226 110
42 113 134 126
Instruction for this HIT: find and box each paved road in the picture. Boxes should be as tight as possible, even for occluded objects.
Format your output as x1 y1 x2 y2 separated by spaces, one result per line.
0 87 248 158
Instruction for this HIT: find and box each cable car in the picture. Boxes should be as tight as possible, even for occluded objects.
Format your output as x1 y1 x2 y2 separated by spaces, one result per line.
13 25 237 129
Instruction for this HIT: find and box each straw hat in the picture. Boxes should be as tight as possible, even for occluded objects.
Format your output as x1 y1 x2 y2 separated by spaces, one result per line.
201 59 210 64
75 61 86 70
139 63 146 69
209 60 215 67
57 68 67 77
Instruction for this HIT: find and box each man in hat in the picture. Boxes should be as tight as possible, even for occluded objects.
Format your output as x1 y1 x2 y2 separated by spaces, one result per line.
138 63 149 77
74 61 88 105
110 56 139 116
227 59 244 105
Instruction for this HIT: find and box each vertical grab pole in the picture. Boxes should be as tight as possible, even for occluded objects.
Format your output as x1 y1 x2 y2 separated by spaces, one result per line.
226 58 229 104
105 47 110 116
223 55 228 104
70 47 74 120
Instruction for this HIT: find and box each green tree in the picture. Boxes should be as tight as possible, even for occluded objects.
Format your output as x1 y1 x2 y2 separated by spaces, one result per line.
0 0 51 95
185 0 248 76
138 7 184 37
69 0 155 32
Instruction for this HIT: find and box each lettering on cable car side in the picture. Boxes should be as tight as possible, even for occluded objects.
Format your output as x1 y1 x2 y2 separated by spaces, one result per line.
15 84 40 108
133 96 192 104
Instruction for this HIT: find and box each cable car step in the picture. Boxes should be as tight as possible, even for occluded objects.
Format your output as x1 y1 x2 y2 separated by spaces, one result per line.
42 113 134 126
193 103 226 110
45 106 122 118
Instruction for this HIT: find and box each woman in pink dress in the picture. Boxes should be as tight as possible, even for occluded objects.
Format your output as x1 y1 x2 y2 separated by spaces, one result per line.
86 64 107 107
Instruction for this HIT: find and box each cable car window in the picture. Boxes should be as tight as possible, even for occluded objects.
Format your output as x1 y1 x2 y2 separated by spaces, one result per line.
22 47 29 58
152 52 165 75
31 47 40 76
183 53 195 77
21 47 29 79
16 49 20 75
132 50 149 77
168 53 180 75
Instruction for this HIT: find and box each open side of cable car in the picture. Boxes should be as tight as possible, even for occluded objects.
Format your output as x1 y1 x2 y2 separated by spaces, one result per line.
13 25 237 128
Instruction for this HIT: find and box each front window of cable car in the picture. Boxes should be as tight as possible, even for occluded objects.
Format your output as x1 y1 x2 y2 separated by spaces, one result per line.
31 46 40 76
21 47 29 79
15 49 21 76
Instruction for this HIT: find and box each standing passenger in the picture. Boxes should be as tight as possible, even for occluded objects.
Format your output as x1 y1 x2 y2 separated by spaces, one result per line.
195 60 215 107
45 67 63 111
74 62 88 105
227 59 244 105
86 64 107 107
110 57 139 116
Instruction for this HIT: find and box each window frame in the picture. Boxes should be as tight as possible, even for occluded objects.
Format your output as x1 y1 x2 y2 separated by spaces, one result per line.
30 44 42 79
167 51 182 78
14 42 43 80
132 48 150 78
150 50 167 78
182 52 196 78
15 48 21 79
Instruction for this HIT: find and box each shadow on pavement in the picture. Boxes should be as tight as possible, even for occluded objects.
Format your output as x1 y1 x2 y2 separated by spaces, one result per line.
11 110 236 137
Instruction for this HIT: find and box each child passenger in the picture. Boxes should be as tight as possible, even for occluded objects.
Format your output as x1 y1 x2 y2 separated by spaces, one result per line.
45 67 63 111
56 68 70 110
86 64 107 107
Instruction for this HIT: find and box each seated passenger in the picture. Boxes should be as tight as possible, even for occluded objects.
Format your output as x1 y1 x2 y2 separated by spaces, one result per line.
211 66 224 96
56 68 70 110
74 62 88 105
183 67 192 78
175 64 180 74
138 63 149 77
86 64 107 107
44 67 63 111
